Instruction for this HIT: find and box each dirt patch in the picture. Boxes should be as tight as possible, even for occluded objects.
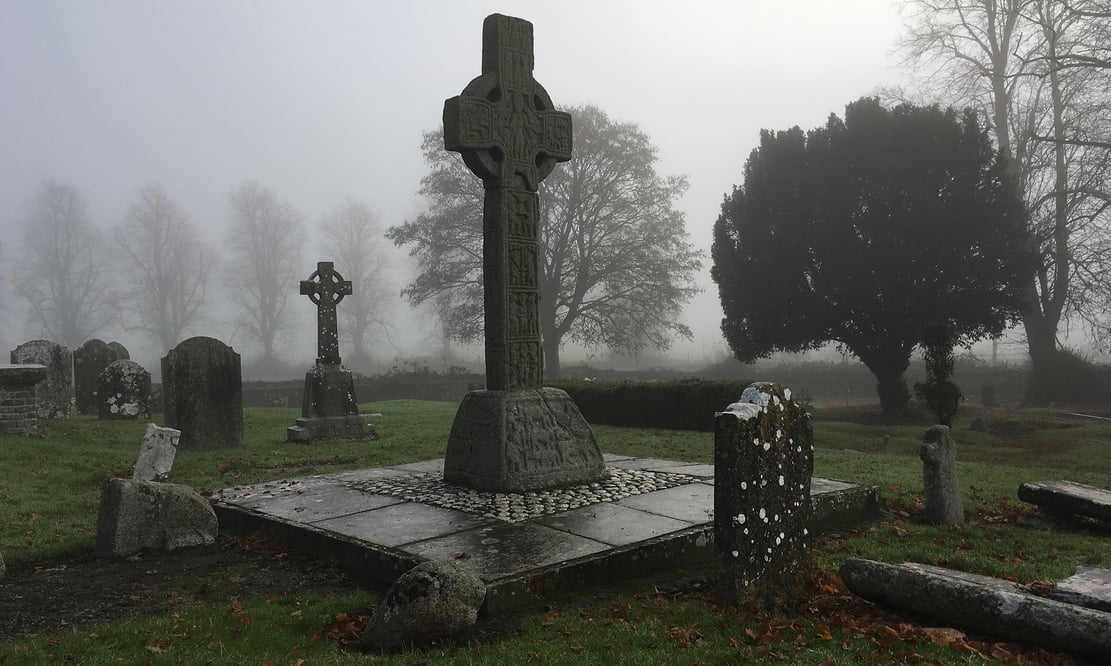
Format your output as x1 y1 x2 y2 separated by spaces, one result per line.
0 531 358 643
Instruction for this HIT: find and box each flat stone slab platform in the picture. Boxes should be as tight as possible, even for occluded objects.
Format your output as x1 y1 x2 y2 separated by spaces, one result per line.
212 455 879 612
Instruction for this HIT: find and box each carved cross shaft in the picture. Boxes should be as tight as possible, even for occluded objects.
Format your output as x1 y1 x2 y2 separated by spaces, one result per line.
444 13 572 391
300 261 352 365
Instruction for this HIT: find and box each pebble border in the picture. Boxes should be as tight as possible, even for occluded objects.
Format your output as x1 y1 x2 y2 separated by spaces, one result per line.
349 467 697 523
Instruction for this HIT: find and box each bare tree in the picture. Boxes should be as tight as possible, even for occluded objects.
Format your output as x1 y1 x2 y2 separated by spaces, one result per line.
15 181 116 348
225 182 305 361
115 184 214 353
389 106 703 378
319 199 393 369
899 0 1111 392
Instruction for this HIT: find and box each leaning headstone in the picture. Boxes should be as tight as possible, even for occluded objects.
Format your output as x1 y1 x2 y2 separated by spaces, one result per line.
287 262 377 443
840 558 1111 660
714 382 814 609
0 364 48 435
74 339 115 415
133 424 181 482
10 340 72 420
97 360 151 420
162 336 243 449
107 341 130 361
360 560 487 652
440 14 605 492
1048 566 1111 612
94 478 217 558
1018 480 1111 523
920 425 964 525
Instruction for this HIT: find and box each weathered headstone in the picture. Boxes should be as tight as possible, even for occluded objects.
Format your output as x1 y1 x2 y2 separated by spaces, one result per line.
162 336 243 450
74 339 115 415
97 360 151 420
0 364 47 435
10 340 72 420
107 341 130 361
94 477 217 558
360 560 487 652
441 13 605 492
920 425 964 524
1019 480 1111 523
840 559 1111 660
714 382 814 609
287 262 377 443
133 423 181 482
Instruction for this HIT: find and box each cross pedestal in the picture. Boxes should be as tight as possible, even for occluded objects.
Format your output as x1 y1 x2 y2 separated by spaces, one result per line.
441 14 605 491
287 262 377 443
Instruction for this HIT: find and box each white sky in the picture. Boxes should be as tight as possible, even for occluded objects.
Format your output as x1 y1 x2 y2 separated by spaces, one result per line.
0 0 918 368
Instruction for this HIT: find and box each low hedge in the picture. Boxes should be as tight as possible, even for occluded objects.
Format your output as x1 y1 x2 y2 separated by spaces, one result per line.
549 378 753 431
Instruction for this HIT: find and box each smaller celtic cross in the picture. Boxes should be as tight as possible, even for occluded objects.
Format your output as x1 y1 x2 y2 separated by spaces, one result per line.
300 261 352 365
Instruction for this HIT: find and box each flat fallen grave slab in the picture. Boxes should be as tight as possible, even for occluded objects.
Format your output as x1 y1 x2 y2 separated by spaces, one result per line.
1018 480 1111 523
212 455 879 611
1049 566 1111 613
840 559 1111 660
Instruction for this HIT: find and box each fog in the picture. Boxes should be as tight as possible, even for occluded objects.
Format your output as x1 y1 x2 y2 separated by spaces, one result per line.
1 0 949 376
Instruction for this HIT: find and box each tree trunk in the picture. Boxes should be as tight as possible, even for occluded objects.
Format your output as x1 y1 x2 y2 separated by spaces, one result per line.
858 349 912 419
1023 305 1059 404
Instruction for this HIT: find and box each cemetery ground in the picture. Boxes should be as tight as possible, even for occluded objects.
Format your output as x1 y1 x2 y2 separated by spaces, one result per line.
1 402 1110 664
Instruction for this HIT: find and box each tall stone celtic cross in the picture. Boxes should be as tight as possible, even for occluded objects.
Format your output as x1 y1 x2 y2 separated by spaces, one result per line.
444 13 572 391
300 261 352 365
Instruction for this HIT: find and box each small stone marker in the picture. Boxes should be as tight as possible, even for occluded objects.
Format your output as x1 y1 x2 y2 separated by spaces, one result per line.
162 336 243 450
0 364 48 435
1019 480 1111 523
714 382 814 609
133 424 181 482
840 558 1111 660
360 560 487 652
73 339 115 415
287 262 377 443
10 340 72 420
97 359 151 420
441 13 605 492
920 425 964 524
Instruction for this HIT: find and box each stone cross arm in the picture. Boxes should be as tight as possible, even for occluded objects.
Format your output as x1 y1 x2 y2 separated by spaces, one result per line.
443 13 572 191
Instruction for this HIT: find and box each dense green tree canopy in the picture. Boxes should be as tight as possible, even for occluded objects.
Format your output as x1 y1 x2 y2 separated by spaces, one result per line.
712 98 1036 416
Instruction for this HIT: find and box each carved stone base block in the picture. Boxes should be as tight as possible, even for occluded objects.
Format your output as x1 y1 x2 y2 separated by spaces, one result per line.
287 363 377 443
444 388 607 492
287 415 378 443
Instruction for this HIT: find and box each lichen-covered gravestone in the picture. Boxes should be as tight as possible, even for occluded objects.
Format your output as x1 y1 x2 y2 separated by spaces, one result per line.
440 13 605 492
97 360 151 420
10 339 72 420
714 382 814 609
162 336 243 450
286 262 377 443
920 425 964 525
133 424 181 482
74 339 115 415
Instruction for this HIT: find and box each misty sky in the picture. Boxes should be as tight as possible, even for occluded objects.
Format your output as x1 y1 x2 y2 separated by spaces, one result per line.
0 0 913 368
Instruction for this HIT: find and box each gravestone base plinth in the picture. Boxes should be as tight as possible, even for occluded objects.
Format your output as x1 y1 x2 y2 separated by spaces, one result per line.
288 415 377 443
444 388 606 492
287 363 377 443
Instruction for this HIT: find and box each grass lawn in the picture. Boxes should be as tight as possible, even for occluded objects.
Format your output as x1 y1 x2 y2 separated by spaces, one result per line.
1 400 1109 664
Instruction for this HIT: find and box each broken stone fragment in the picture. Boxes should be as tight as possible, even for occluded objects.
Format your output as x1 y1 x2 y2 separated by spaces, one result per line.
360 560 487 652
94 478 217 558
